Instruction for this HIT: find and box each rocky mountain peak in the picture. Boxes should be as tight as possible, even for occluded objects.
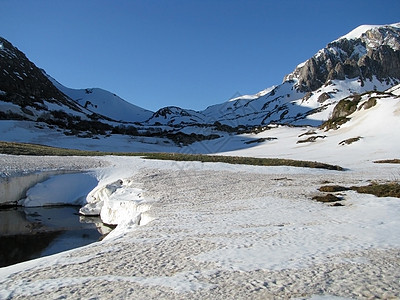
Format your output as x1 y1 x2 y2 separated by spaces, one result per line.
284 23 400 92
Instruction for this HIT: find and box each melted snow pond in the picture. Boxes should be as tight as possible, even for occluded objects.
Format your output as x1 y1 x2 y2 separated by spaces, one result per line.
0 172 112 267
0 206 108 267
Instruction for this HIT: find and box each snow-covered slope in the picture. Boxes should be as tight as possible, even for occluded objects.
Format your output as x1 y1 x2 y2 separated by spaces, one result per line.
47 74 153 123
1 35 153 126
215 84 400 167
190 76 393 127
0 36 89 120
2 154 400 298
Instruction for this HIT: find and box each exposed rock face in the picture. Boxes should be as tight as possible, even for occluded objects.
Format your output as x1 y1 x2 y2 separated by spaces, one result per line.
284 24 400 92
0 37 80 111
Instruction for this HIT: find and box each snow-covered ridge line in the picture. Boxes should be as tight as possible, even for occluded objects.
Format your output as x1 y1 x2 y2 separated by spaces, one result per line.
336 22 400 41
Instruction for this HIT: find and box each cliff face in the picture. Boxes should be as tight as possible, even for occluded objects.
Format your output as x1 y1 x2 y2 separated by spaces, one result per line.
284 24 400 92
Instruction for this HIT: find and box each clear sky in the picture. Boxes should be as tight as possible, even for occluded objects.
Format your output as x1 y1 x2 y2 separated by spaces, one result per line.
2 0 400 112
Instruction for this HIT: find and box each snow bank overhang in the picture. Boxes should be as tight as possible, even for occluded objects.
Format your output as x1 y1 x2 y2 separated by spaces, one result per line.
18 172 98 207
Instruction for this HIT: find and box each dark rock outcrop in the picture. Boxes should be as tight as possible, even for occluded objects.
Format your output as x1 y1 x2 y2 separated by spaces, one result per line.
0 37 80 111
284 24 400 92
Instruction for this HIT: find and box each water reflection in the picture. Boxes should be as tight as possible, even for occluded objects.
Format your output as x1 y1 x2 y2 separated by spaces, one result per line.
0 206 111 267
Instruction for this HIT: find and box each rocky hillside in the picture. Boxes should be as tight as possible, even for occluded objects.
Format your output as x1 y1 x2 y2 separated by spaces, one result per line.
0 37 82 116
321 84 400 130
284 23 400 91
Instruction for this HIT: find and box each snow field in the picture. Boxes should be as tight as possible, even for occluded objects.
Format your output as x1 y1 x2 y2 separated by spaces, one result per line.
1 155 399 299
0 154 109 178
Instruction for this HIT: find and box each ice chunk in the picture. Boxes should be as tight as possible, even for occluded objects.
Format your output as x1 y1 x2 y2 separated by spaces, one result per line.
80 178 154 230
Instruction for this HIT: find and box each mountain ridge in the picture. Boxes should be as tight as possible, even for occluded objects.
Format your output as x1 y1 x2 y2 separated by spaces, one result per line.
1 22 400 153
45 72 154 123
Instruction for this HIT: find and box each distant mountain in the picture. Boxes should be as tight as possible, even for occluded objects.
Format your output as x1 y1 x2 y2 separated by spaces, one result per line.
211 82 400 165
46 74 153 123
145 106 206 125
0 36 221 146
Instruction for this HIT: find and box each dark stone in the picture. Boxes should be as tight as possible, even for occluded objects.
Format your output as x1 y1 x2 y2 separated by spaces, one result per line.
317 92 331 103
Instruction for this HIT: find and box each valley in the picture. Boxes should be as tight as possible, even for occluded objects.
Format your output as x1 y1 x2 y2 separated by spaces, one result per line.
1 22 400 299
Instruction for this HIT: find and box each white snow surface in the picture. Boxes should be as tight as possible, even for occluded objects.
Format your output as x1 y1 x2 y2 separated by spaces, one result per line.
337 24 381 41
336 22 400 41
0 151 400 298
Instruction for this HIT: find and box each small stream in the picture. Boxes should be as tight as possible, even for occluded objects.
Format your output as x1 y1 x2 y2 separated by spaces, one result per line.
0 206 111 267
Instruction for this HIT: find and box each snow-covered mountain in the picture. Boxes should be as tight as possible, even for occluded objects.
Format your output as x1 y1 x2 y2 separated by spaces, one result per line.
284 23 400 91
143 22 400 128
145 106 206 125
217 82 400 166
46 73 153 123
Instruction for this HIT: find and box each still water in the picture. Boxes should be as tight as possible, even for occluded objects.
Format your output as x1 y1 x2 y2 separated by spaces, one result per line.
0 206 111 267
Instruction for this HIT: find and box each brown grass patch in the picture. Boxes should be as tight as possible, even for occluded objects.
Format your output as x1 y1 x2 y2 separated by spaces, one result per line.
318 185 351 192
312 194 343 203
352 182 400 198
374 159 400 164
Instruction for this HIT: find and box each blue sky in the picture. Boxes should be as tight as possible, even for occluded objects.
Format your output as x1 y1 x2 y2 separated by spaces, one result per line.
2 0 400 112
